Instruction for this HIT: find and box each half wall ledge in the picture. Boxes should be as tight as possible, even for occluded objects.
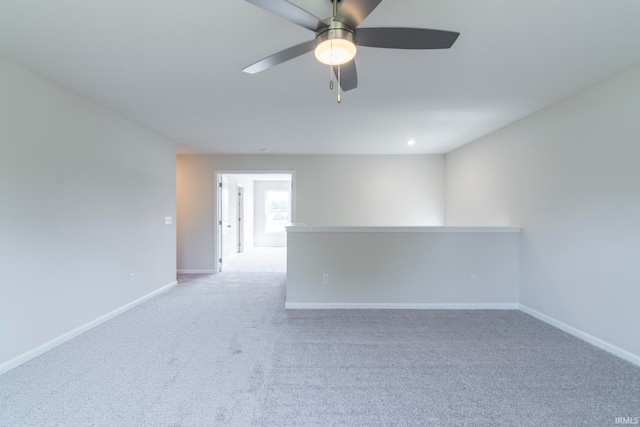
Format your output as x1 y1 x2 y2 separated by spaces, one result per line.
286 226 521 233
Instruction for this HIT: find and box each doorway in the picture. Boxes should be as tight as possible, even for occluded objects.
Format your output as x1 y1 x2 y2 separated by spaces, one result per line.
215 171 295 273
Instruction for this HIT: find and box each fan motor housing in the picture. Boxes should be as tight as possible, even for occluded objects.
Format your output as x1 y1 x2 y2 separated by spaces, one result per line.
315 19 356 47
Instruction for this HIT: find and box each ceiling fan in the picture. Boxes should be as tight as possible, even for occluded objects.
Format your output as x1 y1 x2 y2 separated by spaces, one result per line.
242 0 460 102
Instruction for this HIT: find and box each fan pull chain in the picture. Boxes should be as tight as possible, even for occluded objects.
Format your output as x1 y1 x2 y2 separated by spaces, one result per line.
330 65 334 90
329 39 335 90
333 0 339 100
337 65 341 103
332 0 339 101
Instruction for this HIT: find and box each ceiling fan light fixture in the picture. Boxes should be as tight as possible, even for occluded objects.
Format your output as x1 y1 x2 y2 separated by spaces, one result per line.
243 0 460 98
314 25 357 66
314 38 357 66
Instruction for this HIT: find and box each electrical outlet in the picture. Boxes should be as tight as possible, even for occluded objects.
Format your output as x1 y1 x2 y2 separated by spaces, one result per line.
322 274 329 284
471 274 478 285
129 273 135 284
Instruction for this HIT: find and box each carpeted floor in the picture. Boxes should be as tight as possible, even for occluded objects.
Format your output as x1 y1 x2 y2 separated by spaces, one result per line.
1 248 639 426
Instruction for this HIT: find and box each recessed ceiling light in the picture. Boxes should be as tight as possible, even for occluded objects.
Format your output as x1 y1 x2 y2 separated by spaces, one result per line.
407 139 416 146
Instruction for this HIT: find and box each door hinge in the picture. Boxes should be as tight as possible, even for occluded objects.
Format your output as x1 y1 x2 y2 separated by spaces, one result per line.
219 258 222 263
219 220 222 226
219 182 222 188
238 217 241 221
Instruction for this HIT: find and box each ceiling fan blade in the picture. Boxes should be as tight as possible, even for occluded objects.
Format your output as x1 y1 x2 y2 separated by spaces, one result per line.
334 0 383 29
243 40 315 74
333 60 358 91
357 28 460 49
245 0 328 32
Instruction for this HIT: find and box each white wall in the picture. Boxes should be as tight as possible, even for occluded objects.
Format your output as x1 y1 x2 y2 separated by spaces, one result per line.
446 65 640 360
177 155 445 271
287 228 520 307
0 56 177 371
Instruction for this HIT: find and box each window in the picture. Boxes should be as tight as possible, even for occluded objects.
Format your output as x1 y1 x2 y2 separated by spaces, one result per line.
265 190 290 232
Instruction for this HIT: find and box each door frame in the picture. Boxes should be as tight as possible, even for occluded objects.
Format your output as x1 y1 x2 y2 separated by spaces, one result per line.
215 170 296 273
219 175 232 271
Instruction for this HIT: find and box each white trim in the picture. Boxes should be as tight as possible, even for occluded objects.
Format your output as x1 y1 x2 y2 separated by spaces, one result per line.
285 226 521 233
177 269 216 274
0 281 178 376
519 304 640 367
285 302 520 310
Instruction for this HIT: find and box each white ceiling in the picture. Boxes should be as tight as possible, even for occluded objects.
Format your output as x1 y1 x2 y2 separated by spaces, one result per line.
1 0 640 154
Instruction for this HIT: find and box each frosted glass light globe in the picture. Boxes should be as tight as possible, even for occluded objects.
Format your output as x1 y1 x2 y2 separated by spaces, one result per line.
314 39 357 66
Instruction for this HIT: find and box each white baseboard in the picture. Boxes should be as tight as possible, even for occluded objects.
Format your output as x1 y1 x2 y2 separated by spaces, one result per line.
177 269 216 274
519 304 640 367
0 281 178 376
285 302 520 310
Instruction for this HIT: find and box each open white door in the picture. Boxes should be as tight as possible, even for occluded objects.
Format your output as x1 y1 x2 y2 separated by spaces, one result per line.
219 175 231 271
237 185 244 253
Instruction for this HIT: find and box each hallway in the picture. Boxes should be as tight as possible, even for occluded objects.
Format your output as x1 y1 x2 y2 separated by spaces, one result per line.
223 247 287 273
